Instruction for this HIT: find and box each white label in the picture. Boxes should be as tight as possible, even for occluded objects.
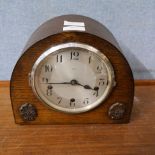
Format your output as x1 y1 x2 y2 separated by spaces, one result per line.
63 20 85 31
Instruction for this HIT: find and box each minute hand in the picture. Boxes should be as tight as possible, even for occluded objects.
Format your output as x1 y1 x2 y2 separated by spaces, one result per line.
45 82 71 84
44 79 94 90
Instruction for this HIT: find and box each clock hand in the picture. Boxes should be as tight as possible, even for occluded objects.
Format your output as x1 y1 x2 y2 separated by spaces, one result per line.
93 86 99 97
43 79 97 91
70 80 94 90
45 82 71 84
42 79 78 85
71 80 97 91
77 81 100 97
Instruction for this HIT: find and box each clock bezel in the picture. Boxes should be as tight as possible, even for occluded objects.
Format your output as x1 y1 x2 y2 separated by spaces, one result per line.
30 42 115 114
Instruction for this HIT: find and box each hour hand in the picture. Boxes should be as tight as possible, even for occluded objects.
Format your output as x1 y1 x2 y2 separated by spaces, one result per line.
78 83 100 96
69 80 92 90
72 80 94 90
83 85 93 90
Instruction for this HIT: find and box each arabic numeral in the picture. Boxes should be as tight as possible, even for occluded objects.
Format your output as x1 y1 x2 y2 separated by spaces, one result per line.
57 97 62 104
89 56 91 64
96 65 102 73
71 51 79 60
98 78 104 86
83 98 89 104
56 54 63 63
70 98 75 106
45 65 52 72
46 85 53 96
42 77 49 83
93 87 99 97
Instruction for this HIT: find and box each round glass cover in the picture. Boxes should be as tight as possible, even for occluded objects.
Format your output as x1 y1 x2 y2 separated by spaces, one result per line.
31 43 115 113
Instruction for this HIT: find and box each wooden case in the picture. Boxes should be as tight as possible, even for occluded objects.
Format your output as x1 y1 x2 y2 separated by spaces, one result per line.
10 15 134 124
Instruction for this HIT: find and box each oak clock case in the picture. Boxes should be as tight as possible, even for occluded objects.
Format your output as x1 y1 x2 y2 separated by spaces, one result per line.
10 15 134 124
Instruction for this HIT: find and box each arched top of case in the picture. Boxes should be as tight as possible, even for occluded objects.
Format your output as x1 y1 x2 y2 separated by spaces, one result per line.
10 15 134 124
23 14 120 52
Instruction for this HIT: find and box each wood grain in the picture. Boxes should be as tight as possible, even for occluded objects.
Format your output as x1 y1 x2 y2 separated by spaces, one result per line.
134 79 155 86
1 80 155 87
10 32 134 124
0 83 155 154
10 15 134 124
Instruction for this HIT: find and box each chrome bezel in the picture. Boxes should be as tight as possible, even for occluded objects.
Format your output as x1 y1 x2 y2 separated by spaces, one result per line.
30 42 115 114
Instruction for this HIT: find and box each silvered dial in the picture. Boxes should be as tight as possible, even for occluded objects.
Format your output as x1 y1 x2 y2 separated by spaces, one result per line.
30 43 115 113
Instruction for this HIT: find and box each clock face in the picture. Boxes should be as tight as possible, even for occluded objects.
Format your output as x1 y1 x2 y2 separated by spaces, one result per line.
31 43 115 113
